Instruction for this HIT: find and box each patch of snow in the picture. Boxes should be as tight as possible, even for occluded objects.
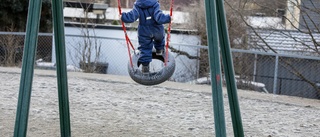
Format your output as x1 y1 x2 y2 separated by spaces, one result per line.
247 16 284 29
188 77 211 84
67 65 82 72
188 76 269 93
36 58 82 72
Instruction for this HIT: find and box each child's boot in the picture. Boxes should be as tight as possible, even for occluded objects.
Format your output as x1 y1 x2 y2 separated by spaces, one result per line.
156 49 164 56
141 65 149 73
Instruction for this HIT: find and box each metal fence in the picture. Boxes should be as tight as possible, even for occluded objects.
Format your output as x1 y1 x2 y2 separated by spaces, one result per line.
1 32 319 99
232 49 320 99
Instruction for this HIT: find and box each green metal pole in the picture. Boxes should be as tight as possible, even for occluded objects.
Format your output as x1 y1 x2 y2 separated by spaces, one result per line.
14 0 42 137
51 0 71 136
216 0 244 136
204 0 227 136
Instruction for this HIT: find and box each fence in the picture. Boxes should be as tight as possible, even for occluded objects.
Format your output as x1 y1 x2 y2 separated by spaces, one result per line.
0 32 319 99
232 49 320 99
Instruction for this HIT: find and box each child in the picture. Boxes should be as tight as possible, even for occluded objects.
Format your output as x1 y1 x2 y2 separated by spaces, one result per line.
120 0 172 73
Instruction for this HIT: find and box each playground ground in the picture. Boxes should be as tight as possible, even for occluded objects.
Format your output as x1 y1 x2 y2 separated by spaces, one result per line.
0 67 319 137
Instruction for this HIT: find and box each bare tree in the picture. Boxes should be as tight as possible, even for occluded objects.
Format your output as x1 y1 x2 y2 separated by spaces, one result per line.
0 25 24 66
183 0 248 77
68 2 105 73
225 0 320 97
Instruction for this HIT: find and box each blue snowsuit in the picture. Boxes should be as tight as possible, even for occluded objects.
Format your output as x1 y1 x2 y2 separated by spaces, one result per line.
121 0 171 66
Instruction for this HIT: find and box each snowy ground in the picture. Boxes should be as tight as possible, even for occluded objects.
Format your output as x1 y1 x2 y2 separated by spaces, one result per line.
0 67 319 137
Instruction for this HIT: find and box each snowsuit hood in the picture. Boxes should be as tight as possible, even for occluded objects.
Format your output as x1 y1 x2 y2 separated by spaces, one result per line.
135 0 158 8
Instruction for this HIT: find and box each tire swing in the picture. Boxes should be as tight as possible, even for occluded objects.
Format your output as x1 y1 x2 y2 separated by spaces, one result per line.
128 50 175 86
118 0 175 86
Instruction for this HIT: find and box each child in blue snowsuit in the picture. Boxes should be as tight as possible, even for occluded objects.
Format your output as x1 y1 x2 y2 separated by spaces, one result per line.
121 0 172 73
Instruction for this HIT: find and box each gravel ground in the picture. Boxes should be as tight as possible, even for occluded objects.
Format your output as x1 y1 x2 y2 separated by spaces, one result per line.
0 67 320 137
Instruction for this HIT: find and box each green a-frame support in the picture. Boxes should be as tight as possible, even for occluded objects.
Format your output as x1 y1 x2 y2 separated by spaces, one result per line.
14 0 71 136
205 0 244 136
13 0 243 137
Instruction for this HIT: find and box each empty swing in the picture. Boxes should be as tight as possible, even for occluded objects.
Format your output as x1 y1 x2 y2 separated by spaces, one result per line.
118 0 175 86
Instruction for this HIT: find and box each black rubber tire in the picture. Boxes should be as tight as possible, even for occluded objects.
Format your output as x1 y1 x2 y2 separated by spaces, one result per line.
128 51 175 86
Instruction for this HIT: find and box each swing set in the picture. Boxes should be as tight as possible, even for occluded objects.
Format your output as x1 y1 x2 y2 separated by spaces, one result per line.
117 0 176 86
14 0 244 137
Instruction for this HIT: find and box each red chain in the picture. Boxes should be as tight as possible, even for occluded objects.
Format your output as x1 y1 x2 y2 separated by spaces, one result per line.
165 0 173 66
118 0 135 67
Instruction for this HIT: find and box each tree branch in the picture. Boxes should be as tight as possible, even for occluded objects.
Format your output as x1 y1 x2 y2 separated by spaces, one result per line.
168 46 200 60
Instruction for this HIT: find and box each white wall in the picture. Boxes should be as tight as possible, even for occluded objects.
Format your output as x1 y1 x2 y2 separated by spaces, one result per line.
52 25 201 82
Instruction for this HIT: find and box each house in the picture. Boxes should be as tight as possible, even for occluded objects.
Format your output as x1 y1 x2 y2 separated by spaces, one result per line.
240 0 320 99
245 0 320 55
242 0 320 32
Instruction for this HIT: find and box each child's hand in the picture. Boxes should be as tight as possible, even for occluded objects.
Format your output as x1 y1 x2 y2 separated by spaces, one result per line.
119 15 122 21
170 16 173 22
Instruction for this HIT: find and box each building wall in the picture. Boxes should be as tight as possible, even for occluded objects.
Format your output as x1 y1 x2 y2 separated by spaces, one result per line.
285 0 301 30
286 0 320 31
108 0 197 10
299 0 320 31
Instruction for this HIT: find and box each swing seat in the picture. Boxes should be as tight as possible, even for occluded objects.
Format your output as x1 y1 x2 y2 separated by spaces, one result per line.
128 50 175 86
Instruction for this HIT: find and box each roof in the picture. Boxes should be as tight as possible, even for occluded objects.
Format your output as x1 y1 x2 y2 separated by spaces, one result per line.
248 29 320 56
